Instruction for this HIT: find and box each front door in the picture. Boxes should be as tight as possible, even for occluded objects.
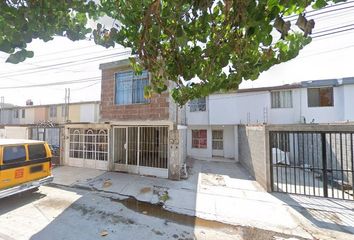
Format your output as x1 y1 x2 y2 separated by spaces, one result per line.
212 130 224 157
113 126 169 178
113 127 139 174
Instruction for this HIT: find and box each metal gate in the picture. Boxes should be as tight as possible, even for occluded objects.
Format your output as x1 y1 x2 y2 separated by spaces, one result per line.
68 128 109 170
30 126 62 165
113 126 168 178
270 131 354 200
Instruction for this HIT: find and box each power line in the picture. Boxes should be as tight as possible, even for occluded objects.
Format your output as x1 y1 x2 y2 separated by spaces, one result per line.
312 26 354 38
30 46 126 64
312 23 354 35
283 1 354 20
0 77 101 89
71 81 100 91
0 51 131 78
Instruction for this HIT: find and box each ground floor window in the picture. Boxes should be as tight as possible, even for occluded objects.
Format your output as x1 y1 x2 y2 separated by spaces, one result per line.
192 129 207 149
69 128 108 161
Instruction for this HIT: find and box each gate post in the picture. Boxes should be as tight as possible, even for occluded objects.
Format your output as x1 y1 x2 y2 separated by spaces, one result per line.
321 133 328 197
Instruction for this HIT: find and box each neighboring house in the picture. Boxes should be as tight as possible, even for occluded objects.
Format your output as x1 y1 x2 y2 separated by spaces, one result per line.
0 101 100 165
64 59 187 179
186 77 354 161
0 101 100 125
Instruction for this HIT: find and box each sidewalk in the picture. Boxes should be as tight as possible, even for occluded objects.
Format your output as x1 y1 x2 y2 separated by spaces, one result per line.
51 160 354 240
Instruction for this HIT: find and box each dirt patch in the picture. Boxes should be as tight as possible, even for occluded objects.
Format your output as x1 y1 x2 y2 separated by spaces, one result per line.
71 202 136 225
102 180 112 188
140 187 152 194
201 173 226 187
36 198 72 210
151 228 164 236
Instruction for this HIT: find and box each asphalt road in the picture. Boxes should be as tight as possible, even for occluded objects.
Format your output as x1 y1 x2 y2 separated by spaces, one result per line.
0 185 304 240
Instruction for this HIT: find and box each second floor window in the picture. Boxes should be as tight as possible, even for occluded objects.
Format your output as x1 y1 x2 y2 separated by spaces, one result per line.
189 97 206 112
13 109 19 118
308 87 333 107
50 106 57 117
115 71 149 105
271 90 292 108
22 109 25 118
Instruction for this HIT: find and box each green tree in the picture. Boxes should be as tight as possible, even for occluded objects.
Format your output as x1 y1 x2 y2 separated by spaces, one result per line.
0 0 345 105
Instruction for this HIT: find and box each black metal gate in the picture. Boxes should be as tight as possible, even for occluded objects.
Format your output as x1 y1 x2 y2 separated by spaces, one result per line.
270 131 354 200
30 124 62 165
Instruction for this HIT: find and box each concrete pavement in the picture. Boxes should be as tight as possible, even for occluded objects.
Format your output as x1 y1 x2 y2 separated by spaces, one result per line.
51 160 354 240
0 185 304 240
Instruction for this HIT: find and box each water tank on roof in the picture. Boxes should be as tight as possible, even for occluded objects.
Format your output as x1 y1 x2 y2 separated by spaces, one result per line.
26 99 33 106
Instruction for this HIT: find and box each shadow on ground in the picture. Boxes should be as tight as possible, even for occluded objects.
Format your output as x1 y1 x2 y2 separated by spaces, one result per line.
273 192 354 235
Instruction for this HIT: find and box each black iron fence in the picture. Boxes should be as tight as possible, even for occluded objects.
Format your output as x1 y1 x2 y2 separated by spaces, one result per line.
270 131 354 200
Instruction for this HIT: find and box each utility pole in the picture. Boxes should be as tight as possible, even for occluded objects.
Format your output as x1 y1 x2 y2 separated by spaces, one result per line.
64 88 71 122
0 96 4 109
0 96 4 123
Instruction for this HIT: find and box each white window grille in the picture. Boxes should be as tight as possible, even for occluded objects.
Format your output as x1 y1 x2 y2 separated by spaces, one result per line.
69 128 108 161
271 90 293 108
115 70 149 105
189 97 206 112
192 129 207 148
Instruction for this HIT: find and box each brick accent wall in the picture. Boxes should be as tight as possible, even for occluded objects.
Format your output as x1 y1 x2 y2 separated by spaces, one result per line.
100 66 170 121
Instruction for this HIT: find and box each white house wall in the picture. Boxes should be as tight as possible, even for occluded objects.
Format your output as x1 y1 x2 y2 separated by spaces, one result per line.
223 125 236 158
268 89 301 124
187 125 212 159
187 125 236 160
80 104 98 123
300 86 345 123
209 92 269 125
186 99 209 125
344 84 354 121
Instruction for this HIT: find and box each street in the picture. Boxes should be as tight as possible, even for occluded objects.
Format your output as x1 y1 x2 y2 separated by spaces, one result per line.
0 185 305 240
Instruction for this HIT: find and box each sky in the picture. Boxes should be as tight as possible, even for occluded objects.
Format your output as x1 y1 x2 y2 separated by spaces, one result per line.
1 2 354 106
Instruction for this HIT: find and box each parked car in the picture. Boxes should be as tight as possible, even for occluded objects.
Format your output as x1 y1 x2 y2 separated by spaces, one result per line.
0 139 53 199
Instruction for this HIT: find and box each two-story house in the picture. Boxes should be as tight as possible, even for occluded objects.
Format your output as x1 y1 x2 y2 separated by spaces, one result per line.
64 59 186 179
186 77 354 161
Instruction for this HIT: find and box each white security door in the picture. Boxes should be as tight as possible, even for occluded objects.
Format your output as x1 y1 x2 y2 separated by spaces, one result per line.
212 130 224 157
68 128 108 170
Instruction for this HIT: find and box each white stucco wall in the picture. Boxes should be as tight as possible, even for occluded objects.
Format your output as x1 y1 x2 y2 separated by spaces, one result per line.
299 86 344 123
209 92 269 125
4 126 28 139
80 103 99 123
344 84 354 121
187 125 212 159
187 125 236 160
268 89 301 124
186 98 209 125
223 125 235 158
19 108 35 125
